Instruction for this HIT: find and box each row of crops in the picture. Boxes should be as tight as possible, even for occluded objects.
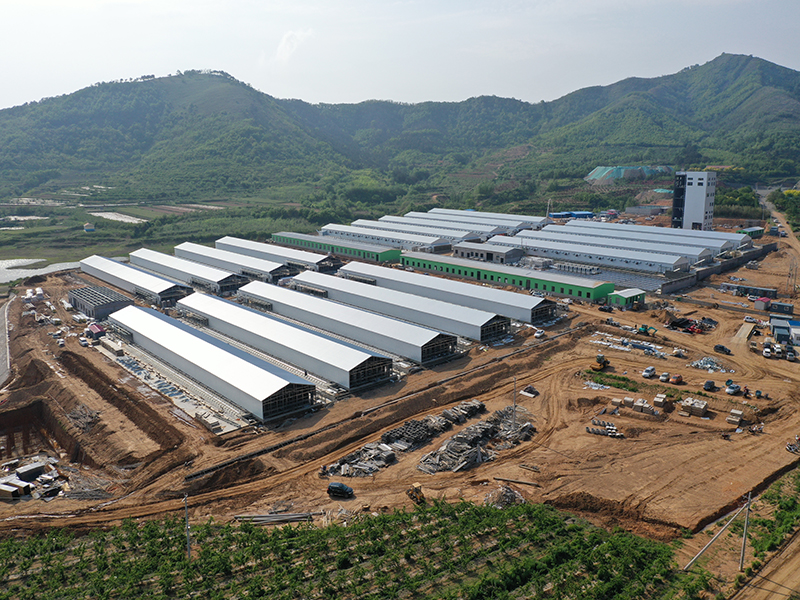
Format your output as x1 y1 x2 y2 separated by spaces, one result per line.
0 500 710 600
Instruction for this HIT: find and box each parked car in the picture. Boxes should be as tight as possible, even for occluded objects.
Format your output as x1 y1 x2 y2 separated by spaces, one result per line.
669 374 683 385
714 344 731 355
787 351 796 362
763 348 772 358
725 383 741 395
744 316 758 324
78 337 89 347
659 372 670 382
774 346 784 359
748 295 758 302
327 482 354 498
598 305 614 313
703 380 715 391
642 366 656 378
534 329 545 339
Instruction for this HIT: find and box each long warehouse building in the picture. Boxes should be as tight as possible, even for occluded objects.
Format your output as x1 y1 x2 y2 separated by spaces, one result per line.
237 281 458 364
400 253 615 301
515 229 713 264
80 255 192 306
107 306 315 421
338 262 558 323
176 293 392 390
174 242 292 282
541 224 732 255
428 208 551 230
319 223 451 252
215 236 343 272
270 232 402 263
488 235 689 273
349 219 481 243
379 215 505 238
404 211 526 235
130 248 248 295
292 271 510 342
565 219 753 248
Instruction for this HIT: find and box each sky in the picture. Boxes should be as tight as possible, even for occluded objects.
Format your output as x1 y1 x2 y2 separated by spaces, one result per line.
3 0 800 110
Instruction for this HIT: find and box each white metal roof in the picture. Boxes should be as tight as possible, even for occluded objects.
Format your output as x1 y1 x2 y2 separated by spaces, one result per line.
215 236 331 266
453 241 523 255
380 215 504 236
272 232 393 254
174 242 284 277
293 271 500 329
566 220 752 246
349 219 479 242
108 305 311 408
238 280 450 351
488 235 688 269
399 252 612 289
405 211 526 231
130 248 236 285
338 262 553 322
542 224 731 253
428 208 550 227
176 293 387 373
320 223 449 246
515 229 712 262
80 255 186 296
611 288 647 298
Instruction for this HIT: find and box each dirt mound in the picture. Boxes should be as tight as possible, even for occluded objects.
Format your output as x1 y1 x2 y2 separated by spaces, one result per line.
23 275 47 286
183 457 274 496
7 357 50 390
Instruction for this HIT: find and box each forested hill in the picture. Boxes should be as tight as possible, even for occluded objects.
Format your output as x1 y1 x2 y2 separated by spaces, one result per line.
1 53 799 201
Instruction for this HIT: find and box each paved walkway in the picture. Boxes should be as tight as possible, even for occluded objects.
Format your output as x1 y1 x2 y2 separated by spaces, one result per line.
0 294 14 388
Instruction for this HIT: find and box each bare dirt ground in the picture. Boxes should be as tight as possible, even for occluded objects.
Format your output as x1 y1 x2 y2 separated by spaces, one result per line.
2 230 800 591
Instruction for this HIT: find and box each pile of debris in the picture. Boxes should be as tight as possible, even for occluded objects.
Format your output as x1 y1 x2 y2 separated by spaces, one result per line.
322 400 485 477
688 356 733 373
66 404 100 433
417 406 534 474
484 485 525 509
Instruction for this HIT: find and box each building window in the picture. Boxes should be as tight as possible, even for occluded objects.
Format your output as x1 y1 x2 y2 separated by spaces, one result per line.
578 291 582 297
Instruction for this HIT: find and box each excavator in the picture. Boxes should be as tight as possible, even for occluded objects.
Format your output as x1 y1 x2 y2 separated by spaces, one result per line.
591 353 610 371
637 325 657 336
406 483 426 505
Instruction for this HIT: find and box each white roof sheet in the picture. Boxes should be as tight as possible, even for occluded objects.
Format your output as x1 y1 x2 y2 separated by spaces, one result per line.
542 224 730 253
349 219 478 241
174 242 284 275
293 271 499 328
489 235 688 268
238 281 446 347
428 208 550 226
405 211 526 230
272 232 393 254
399 252 611 289
130 248 235 284
611 288 647 298
215 236 331 266
108 305 310 401
80 255 184 296
566 220 751 245
177 293 386 372
320 223 449 246
381 215 503 235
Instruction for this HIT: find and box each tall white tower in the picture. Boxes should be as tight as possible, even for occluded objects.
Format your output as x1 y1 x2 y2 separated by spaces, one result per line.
672 171 716 230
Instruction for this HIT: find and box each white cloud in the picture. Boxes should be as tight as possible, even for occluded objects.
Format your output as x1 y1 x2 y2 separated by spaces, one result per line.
274 29 314 63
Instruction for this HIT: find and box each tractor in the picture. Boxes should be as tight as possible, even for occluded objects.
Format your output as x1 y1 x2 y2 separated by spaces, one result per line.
591 353 610 371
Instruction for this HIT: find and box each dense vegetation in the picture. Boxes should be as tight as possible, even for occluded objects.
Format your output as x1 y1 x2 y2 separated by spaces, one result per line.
0 500 712 600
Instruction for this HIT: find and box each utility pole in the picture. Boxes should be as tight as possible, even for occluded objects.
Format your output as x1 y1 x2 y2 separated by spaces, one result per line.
684 502 748 571
184 493 191 560
739 492 752 571
512 377 517 431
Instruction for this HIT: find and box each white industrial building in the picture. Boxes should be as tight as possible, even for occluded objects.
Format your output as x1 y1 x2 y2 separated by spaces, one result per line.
515 229 713 264
452 242 526 264
176 293 392 390
487 235 689 273
673 171 716 230
566 219 751 248
541 224 732 255
80 255 192 306
349 219 482 243
174 242 291 282
381 215 505 238
130 248 248 295
215 236 343 272
338 262 558 323
428 208 551 230
107 305 315 421
292 271 510 342
237 281 458 364
405 211 527 235
319 223 451 252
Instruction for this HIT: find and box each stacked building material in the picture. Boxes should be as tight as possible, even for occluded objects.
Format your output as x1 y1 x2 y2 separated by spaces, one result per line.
726 409 744 426
611 398 623 407
623 397 635 408
653 394 667 408
681 397 708 417
633 398 656 415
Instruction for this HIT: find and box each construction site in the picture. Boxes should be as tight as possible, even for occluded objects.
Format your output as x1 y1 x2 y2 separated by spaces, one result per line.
2 207 800 598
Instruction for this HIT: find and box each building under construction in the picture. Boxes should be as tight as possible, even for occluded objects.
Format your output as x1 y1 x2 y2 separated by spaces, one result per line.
79 255 193 306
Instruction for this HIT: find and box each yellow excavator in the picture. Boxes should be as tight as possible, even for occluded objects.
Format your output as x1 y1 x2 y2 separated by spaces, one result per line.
406 483 426 505
591 353 610 371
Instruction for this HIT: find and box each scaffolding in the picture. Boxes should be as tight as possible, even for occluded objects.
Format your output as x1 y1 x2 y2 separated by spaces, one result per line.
479 315 512 342
421 334 459 364
262 383 316 421
349 356 393 389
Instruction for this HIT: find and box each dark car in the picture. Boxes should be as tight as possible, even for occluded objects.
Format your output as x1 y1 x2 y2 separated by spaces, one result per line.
703 380 715 391
598 305 613 313
327 482 354 498
714 344 732 355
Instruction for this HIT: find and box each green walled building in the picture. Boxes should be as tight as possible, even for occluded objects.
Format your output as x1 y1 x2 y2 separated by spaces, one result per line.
400 253 614 301
271 232 402 263
607 288 646 307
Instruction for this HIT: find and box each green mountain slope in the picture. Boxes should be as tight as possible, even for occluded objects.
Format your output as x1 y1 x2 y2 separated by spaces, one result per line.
1 54 799 201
